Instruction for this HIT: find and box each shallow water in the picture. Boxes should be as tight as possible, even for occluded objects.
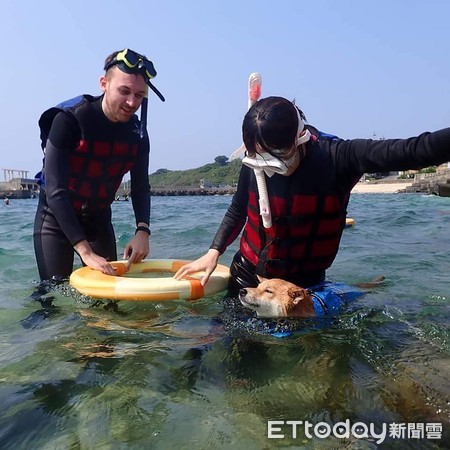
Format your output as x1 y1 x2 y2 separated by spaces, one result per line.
0 194 449 449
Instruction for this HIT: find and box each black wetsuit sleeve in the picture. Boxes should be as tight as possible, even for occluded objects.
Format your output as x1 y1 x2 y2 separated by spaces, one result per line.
130 132 151 226
210 164 249 254
44 111 87 246
334 127 450 179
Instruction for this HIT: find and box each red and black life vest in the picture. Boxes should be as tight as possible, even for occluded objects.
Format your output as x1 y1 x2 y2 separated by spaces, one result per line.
37 95 141 212
240 134 355 286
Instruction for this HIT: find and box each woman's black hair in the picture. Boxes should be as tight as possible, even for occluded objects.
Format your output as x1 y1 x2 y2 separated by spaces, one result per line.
242 96 306 157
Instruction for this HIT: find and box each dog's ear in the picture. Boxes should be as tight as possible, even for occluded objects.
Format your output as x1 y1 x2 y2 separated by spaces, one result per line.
288 288 307 305
257 275 268 283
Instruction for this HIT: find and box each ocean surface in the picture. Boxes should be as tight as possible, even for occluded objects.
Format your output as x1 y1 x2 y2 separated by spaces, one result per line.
0 194 449 449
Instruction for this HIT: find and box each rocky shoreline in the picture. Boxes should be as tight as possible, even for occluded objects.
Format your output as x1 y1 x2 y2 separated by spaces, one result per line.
4 172 450 199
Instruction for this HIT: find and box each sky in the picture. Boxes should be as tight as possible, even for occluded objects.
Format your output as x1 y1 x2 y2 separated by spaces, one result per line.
1 0 450 180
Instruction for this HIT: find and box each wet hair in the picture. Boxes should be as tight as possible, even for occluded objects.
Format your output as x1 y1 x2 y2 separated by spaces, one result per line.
242 96 307 157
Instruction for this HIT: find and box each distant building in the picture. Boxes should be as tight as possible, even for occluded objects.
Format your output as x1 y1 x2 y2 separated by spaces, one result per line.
200 178 214 189
2 168 29 182
0 178 39 198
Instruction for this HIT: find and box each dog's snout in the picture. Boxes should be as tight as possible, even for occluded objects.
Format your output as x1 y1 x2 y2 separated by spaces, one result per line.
239 288 247 296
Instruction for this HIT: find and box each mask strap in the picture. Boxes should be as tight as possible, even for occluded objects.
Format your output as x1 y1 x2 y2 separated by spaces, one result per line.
140 97 148 138
294 107 311 146
297 129 311 145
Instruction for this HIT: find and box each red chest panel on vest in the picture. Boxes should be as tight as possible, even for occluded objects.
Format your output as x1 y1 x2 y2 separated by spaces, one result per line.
241 190 347 280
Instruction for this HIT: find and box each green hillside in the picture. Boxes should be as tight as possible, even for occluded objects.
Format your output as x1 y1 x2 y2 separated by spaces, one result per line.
149 156 242 188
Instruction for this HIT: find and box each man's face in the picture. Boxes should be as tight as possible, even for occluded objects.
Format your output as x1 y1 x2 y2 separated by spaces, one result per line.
100 67 148 122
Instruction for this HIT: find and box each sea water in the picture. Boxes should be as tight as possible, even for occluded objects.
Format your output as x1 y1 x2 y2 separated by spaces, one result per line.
0 194 449 449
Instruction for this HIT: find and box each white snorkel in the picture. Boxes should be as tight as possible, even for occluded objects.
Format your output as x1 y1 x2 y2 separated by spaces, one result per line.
229 72 263 160
247 73 272 228
230 73 273 228
230 74 312 229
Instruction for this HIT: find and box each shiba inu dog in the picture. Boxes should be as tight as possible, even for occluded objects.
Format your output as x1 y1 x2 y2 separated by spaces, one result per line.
239 276 385 318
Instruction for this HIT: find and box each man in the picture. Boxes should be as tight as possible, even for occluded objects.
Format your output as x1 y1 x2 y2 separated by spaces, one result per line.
33 49 164 281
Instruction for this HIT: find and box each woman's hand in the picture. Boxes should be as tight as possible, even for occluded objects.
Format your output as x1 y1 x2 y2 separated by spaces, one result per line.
173 249 220 286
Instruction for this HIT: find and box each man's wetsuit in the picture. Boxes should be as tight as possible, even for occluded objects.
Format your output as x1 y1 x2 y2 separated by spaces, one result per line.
209 125 450 295
33 95 150 280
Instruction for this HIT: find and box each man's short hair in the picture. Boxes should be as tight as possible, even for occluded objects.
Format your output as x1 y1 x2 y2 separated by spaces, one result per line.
103 51 120 72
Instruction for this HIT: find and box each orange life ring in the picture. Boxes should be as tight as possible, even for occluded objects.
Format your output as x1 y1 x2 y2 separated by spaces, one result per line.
345 218 355 228
69 259 230 301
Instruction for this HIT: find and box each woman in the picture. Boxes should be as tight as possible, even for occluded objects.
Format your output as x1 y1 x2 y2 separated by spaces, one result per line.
175 96 450 295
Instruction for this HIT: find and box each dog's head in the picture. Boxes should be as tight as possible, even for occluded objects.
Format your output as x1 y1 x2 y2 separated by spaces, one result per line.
238 276 315 318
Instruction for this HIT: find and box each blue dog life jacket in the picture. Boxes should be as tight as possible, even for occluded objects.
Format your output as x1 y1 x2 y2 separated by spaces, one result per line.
308 282 364 316
268 282 364 338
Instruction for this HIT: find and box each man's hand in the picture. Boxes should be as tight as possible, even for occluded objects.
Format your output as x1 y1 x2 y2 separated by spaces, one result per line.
74 240 116 275
123 229 150 270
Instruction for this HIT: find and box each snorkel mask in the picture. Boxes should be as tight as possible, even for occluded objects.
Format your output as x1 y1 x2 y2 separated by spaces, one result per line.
105 49 165 102
105 49 165 137
243 107 311 177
